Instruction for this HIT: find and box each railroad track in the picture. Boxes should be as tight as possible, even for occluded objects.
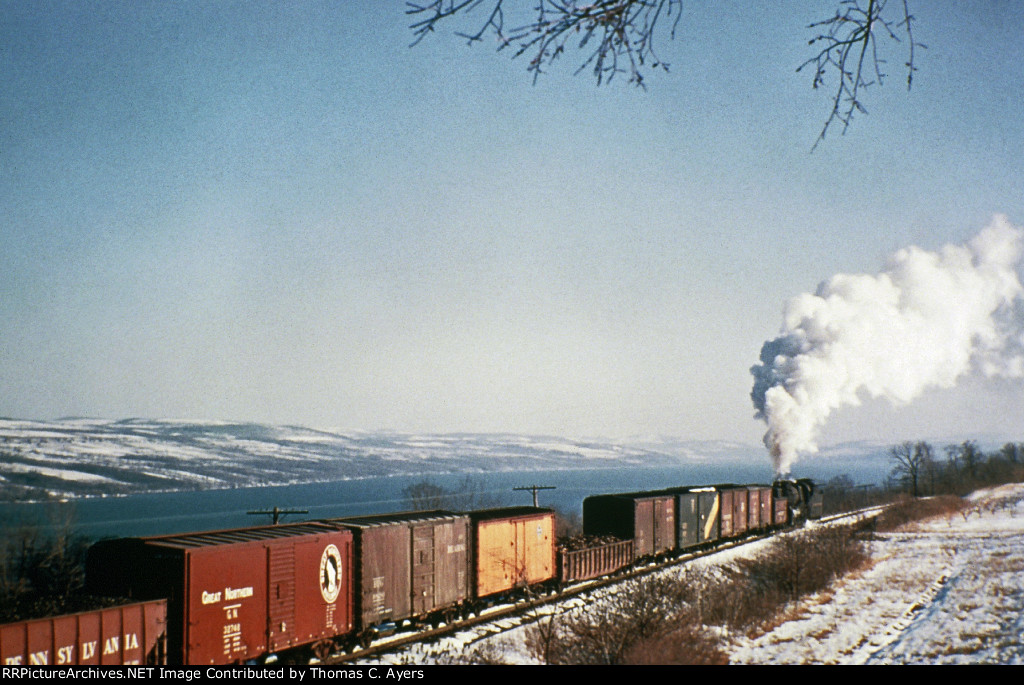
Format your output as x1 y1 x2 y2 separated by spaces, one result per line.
320 506 882 664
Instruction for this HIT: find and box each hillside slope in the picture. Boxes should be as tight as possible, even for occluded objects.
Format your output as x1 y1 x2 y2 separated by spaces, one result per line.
729 483 1024 664
0 418 768 500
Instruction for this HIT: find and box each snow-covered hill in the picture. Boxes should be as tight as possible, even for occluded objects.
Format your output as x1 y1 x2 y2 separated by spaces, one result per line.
0 418 776 501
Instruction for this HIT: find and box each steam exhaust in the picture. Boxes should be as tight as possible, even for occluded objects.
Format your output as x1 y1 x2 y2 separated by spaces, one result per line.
751 215 1024 476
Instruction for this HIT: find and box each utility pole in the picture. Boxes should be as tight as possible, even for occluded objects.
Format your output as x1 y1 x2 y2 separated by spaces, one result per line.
246 506 308 525
513 485 555 507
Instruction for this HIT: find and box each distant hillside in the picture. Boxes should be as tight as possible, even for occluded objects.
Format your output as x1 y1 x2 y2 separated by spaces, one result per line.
0 418 777 501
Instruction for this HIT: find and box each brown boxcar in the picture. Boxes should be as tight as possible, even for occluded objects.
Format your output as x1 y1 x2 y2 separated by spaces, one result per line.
713 485 748 537
86 522 354 665
582 492 675 558
719 488 736 538
558 539 634 584
774 494 790 526
730 486 749 535
757 486 773 529
747 486 762 530
332 511 470 634
0 600 166 666
469 507 555 598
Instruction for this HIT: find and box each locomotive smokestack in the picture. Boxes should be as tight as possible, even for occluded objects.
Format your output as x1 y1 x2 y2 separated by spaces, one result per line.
751 215 1024 476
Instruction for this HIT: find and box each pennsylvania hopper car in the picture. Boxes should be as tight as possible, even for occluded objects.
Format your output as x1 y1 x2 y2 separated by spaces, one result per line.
3 479 822 665
0 599 167 666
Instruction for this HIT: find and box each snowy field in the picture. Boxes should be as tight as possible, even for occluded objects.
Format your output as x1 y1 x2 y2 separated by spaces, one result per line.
730 483 1024 664
360 483 1024 665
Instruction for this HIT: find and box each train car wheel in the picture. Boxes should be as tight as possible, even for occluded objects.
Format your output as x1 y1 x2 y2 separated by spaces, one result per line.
312 640 333 661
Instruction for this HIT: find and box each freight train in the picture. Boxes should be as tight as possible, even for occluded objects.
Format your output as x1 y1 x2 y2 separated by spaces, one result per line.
0 479 822 666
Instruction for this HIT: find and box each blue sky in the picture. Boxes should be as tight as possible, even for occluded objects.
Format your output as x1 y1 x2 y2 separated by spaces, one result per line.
2 2 1023 450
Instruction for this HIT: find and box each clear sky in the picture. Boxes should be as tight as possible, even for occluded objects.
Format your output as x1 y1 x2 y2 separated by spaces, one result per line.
2 2 1023 450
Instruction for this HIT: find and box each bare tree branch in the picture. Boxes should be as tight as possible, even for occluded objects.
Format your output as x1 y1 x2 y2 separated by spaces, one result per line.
407 0 683 88
409 1 923 145
798 0 924 149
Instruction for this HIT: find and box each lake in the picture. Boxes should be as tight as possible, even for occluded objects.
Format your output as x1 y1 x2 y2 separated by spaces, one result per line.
0 457 888 541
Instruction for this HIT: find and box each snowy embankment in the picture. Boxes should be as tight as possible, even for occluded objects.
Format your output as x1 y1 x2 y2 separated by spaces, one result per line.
361 483 1024 665
730 482 1024 664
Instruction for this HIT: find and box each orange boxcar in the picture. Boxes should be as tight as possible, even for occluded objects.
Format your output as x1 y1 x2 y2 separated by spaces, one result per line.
469 507 556 598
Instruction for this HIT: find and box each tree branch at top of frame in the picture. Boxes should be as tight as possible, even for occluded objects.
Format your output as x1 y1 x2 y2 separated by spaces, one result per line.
407 0 683 88
799 0 924 149
408 1 924 149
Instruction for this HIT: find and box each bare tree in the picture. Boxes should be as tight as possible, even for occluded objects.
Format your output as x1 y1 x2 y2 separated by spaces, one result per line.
407 1 922 144
914 441 935 496
889 440 924 496
957 440 983 481
402 476 503 511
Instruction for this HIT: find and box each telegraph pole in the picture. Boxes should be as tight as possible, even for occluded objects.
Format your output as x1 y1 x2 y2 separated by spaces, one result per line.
246 506 308 525
513 485 555 507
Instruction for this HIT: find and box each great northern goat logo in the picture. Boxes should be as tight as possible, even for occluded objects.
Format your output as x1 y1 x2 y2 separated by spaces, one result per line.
319 544 342 603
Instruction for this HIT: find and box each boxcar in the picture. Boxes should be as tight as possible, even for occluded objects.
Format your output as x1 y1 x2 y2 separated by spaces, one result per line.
331 510 470 637
469 507 555 598
728 485 749 536
695 488 722 544
668 486 722 549
0 600 166 666
756 486 773 529
747 486 763 530
673 489 701 549
773 493 790 526
715 485 750 538
718 488 736 538
582 492 675 558
746 485 773 531
87 522 354 665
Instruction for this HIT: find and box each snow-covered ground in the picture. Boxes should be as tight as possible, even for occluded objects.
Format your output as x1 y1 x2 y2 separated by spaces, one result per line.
730 482 1024 664
359 483 1024 665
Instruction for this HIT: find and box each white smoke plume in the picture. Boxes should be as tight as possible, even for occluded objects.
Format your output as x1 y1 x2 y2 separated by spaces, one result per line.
751 215 1024 476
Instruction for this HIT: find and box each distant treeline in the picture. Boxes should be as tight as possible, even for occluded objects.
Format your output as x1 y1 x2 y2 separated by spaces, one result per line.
821 439 1024 515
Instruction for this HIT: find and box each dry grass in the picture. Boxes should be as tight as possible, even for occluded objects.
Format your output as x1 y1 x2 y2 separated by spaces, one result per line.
986 555 1024 573
876 495 968 532
525 523 873 664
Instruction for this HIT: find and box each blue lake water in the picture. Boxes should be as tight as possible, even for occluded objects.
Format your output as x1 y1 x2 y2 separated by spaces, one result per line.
0 460 886 541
